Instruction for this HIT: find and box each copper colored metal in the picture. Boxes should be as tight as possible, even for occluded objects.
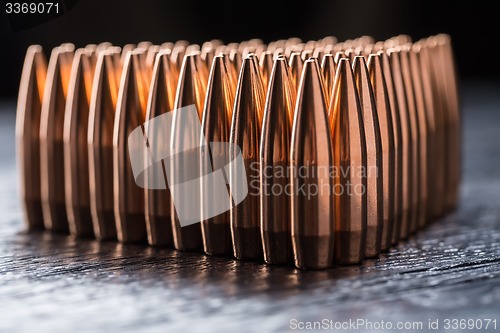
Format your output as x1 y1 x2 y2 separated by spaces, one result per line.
291 58 334 269
15 35 461 268
328 58 367 265
200 55 235 255
424 38 446 218
171 45 187 70
289 52 303 89
229 49 243 78
353 56 383 258
387 49 412 240
143 51 178 247
300 49 313 61
170 52 208 251
201 42 216 67
161 42 174 51
230 54 265 260
113 50 149 243
39 45 74 232
435 35 460 211
415 42 438 222
344 49 355 63
120 44 136 65
63 49 97 237
379 51 403 245
399 46 420 234
88 49 121 240
145 45 160 71
96 42 112 52
259 51 274 89
409 45 429 229
367 54 396 252
320 53 336 105
334 51 346 65
16 45 48 230
260 56 296 265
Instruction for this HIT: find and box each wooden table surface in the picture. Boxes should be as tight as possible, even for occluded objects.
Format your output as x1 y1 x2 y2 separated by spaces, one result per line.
1 82 500 333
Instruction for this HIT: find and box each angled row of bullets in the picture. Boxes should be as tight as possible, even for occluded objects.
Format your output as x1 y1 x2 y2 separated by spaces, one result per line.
16 34 460 269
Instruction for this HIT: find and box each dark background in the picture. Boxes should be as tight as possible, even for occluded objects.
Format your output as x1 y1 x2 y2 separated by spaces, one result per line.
0 0 499 98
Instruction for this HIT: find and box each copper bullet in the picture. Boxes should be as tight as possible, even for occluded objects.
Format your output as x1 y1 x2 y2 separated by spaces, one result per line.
379 51 403 245
200 55 235 255
273 48 284 59
289 52 303 89
285 44 303 58
120 44 136 65
353 56 383 258
367 54 396 251
229 48 243 75
143 51 178 247
113 50 149 243
259 51 274 89
291 58 334 269
387 49 412 240
39 45 74 232
319 36 337 48
415 42 438 222
171 45 187 70
409 45 429 229
313 47 324 62
145 45 160 71
301 50 313 61
344 49 355 62
399 46 420 234
230 54 265 260
435 35 460 211
137 41 152 50
88 49 121 240
170 52 208 251
328 58 367 264
161 42 174 51
201 41 217 67
16 45 47 230
260 56 296 265
424 38 446 217
334 51 346 65
321 53 336 106
96 42 112 53
63 49 97 237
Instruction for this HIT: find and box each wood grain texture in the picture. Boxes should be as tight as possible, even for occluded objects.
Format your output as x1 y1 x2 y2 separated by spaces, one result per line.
1 83 500 332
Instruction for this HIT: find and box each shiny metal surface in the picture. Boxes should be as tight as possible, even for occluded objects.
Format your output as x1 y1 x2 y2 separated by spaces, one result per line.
387 49 412 240
170 52 208 251
63 48 97 237
399 46 421 235
39 45 74 232
353 56 383 258
88 49 121 240
367 54 396 252
143 51 178 247
290 58 334 269
260 56 295 265
15 45 47 230
320 53 336 105
230 54 265 260
113 50 149 243
200 55 235 256
380 51 403 245
0 82 497 330
328 58 367 265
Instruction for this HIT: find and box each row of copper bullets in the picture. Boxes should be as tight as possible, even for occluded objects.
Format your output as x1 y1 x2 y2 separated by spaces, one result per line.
16 34 460 269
